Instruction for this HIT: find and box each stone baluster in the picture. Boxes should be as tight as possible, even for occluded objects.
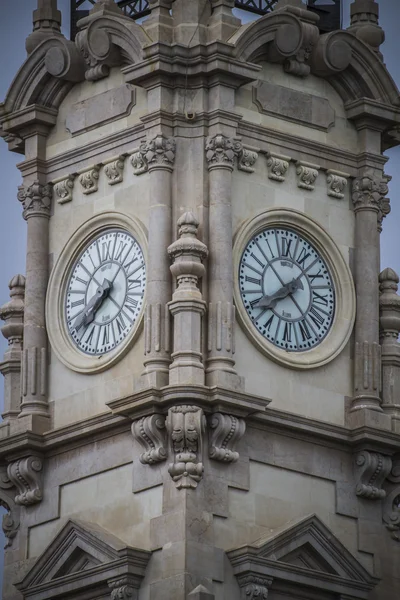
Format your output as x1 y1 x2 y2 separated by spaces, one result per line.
17 181 52 432
168 212 208 385
379 268 400 429
205 134 242 389
0 275 25 423
142 135 176 388
349 173 389 418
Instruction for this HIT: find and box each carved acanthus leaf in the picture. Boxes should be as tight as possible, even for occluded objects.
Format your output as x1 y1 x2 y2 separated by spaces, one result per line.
166 405 205 489
352 174 389 214
104 154 128 185
208 413 246 463
205 135 242 168
7 455 44 506
237 148 258 173
132 414 167 464
355 450 392 499
131 145 148 175
78 165 101 194
143 135 176 168
296 161 319 191
326 170 349 199
54 174 77 204
266 153 290 182
17 181 52 219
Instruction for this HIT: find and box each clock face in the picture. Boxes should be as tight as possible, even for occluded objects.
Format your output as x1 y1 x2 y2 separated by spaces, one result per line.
239 227 335 352
65 229 146 356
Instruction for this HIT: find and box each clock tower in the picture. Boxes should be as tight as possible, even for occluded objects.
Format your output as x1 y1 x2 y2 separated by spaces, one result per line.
1 1 400 599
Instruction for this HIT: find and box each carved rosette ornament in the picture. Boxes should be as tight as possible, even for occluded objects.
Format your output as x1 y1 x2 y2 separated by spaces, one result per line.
354 450 392 499
78 165 101 194
205 135 242 169
132 414 167 465
17 181 52 220
104 154 128 185
266 153 290 182
208 413 245 463
7 455 44 506
166 405 205 489
326 169 349 200
237 575 273 599
296 161 319 191
54 174 77 204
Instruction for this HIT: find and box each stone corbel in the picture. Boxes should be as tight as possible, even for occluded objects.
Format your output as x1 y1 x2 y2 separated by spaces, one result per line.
237 147 259 174
131 144 148 176
7 455 44 506
296 161 320 191
383 455 400 541
108 576 140 600
132 414 167 465
78 164 101 195
53 173 77 204
326 169 349 200
208 413 245 463
237 574 273 599
0 466 20 548
104 154 128 185
354 450 392 499
266 153 291 182
166 405 205 489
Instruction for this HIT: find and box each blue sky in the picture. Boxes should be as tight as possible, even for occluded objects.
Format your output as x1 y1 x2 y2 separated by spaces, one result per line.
0 0 399 582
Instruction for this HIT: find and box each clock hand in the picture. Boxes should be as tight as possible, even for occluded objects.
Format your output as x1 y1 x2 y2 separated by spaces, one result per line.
73 279 113 331
255 276 304 309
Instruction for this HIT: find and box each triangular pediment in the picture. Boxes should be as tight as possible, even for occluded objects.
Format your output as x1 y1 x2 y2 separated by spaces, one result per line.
16 519 151 600
227 515 379 599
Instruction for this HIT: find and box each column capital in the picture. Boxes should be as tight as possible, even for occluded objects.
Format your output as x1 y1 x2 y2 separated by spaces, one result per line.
17 180 52 220
142 135 176 171
352 173 389 216
205 134 242 170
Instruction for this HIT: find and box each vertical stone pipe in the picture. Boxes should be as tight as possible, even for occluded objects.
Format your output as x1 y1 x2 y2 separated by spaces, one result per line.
142 135 176 388
17 181 52 431
205 134 242 389
351 173 389 413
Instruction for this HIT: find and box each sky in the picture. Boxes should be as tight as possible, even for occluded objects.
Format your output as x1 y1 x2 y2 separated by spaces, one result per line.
0 0 399 585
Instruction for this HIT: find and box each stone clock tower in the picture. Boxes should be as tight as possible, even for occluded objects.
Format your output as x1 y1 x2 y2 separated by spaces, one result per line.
1 0 400 598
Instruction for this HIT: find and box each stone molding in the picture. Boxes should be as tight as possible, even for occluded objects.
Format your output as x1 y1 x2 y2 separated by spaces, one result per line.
296 160 320 190
326 169 349 199
166 405 205 489
205 134 242 169
78 164 101 194
354 450 392 499
104 153 128 185
132 414 167 465
266 153 291 182
17 180 52 220
7 454 44 506
208 412 245 463
53 173 77 204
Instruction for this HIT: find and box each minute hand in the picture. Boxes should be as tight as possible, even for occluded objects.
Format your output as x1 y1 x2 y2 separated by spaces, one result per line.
255 277 303 309
73 279 113 331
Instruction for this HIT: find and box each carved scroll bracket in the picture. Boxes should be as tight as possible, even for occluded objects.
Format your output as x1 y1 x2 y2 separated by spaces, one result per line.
326 169 349 200
296 161 320 191
78 164 101 195
53 173 77 204
266 152 291 182
166 405 205 489
208 413 245 463
7 455 44 506
132 414 167 465
354 450 392 499
0 466 20 548
383 456 400 541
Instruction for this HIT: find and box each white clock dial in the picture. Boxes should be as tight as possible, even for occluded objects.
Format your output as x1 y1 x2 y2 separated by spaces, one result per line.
65 229 146 356
239 227 335 351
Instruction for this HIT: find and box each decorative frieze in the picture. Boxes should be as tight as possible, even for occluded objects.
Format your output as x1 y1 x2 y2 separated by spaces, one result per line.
53 173 77 204
237 148 258 173
7 455 44 506
205 134 242 169
17 180 52 219
296 161 320 191
326 169 349 199
237 575 273 600
208 413 245 463
132 414 167 465
104 154 128 185
266 153 291 182
166 405 205 489
78 164 101 194
354 450 392 499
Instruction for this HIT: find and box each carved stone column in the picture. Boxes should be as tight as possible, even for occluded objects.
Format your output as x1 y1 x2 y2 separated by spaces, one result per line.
168 212 208 386
350 173 389 416
205 134 242 389
142 135 176 388
0 275 25 423
17 181 52 431
379 268 400 429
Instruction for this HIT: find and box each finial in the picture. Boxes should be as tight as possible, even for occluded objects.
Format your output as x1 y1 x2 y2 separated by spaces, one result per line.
0 274 25 347
177 211 200 237
379 267 400 345
9 275 26 299
26 0 62 55
347 0 385 59
380 268 399 294
89 0 124 15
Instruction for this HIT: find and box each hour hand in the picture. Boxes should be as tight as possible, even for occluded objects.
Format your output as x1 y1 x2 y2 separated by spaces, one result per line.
73 279 113 331
255 277 303 309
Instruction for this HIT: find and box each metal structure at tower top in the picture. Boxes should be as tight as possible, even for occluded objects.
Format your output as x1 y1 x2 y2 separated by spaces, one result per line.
70 0 341 40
